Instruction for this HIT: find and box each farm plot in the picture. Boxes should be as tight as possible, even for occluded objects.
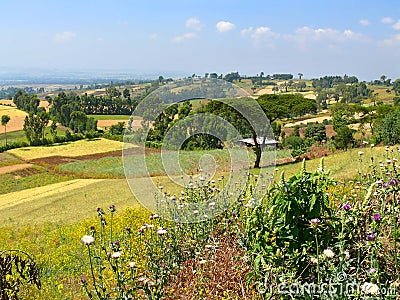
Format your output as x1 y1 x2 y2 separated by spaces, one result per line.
7 138 137 160
0 104 27 132
0 179 140 224
90 115 144 130
0 152 24 168
59 149 235 178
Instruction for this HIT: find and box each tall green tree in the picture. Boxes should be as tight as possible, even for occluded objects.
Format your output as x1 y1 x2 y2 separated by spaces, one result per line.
1 115 11 146
69 111 87 134
382 109 400 145
23 112 49 145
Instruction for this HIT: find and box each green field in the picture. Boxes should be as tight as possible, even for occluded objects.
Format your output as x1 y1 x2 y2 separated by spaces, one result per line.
0 127 68 146
0 152 24 167
89 114 131 120
59 148 288 178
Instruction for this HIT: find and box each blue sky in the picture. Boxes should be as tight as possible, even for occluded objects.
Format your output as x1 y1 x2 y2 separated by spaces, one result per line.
1 0 400 80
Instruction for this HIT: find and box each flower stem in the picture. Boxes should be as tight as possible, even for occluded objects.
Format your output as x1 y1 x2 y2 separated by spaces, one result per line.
88 245 101 298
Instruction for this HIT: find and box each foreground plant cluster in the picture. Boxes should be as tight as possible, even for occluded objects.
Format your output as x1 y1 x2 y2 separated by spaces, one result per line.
73 148 399 299
1 147 399 299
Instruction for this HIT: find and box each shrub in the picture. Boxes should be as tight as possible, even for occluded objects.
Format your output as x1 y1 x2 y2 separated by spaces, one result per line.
244 159 334 292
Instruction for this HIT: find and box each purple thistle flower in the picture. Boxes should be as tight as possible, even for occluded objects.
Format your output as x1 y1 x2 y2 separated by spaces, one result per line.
382 182 388 188
109 205 116 212
90 226 95 231
125 227 131 233
389 178 399 186
81 278 87 284
366 233 377 241
232 211 236 217
113 240 119 246
342 204 351 211
373 213 381 221
369 268 377 274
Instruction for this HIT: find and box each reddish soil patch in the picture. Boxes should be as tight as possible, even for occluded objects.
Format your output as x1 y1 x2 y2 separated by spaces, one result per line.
97 119 144 131
301 145 334 160
0 163 33 175
283 125 336 139
326 125 336 138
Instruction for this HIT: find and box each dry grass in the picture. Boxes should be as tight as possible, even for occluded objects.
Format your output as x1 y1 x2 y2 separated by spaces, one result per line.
0 179 140 225
0 105 28 132
284 115 331 127
275 145 395 180
165 234 257 300
0 100 15 106
7 138 137 160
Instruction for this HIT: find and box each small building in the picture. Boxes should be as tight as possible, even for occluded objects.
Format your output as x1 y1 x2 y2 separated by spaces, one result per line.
235 137 278 149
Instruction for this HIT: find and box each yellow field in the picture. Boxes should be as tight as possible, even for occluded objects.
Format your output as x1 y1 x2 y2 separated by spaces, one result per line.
7 138 136 160
0 104 27 117
0 105 28 132
0 100 16 106
0 179 141 224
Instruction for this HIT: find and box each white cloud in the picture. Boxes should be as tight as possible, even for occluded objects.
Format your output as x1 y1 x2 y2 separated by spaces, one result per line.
359 19 370 26
381 34 400 46
293 26 365 42
186 18 202 31
216 21 235 33
253 27 274 38
241 26 279 47
381 17 395 24
393 20 400 30
240 27 253 35
150 33 158 40
54 31 76 43
172 32 197 43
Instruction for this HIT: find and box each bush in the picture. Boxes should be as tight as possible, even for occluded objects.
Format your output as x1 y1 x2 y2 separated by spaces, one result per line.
0 141 29 153
382 109 400 145
283 135 304 149
244 159 334 291
304 123 327 143
333 126 355 150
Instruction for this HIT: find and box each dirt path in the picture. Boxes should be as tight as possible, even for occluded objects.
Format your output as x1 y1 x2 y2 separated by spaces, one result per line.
0 163 33 175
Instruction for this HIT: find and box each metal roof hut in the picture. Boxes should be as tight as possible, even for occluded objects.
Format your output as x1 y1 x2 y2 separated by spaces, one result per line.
235 137 278 150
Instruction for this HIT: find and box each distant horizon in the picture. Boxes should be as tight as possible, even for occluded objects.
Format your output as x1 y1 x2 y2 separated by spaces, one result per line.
1 0 400 81
0 66 396 84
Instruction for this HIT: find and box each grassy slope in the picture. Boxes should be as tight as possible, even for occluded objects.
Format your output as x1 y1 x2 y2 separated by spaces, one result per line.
59 149 287 178
0 105 27 117
0 145 397 225
0 179 140 225
275 146 396 180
